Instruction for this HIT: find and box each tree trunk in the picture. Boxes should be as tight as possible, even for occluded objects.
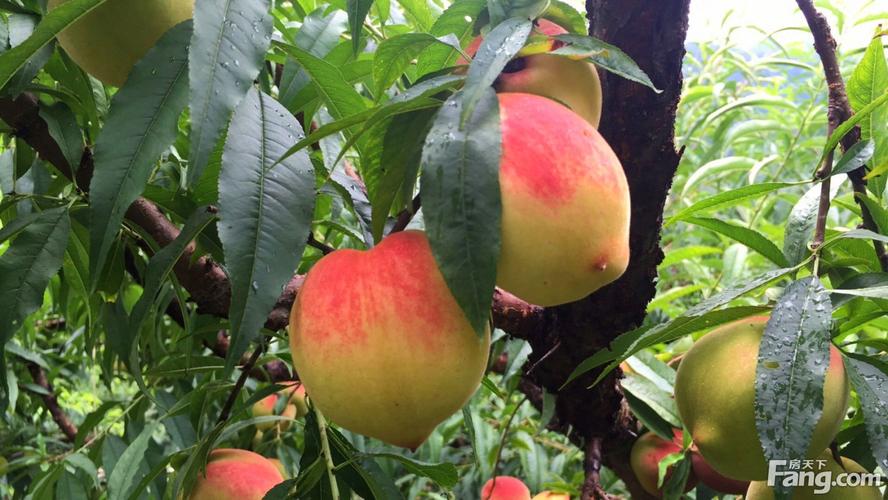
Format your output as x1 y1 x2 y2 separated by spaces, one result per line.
517 1 690 497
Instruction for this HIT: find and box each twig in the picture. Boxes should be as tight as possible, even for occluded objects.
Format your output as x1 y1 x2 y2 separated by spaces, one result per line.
488 395 528 497
797 0 888 270
307 233 335 255
315 407 341 500
25 363 78 442
388 195 421 234
217 345 265 424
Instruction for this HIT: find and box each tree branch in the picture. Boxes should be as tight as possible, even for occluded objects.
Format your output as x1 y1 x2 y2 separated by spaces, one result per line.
796 0 888 270
217 345 265 424
25 363 78 443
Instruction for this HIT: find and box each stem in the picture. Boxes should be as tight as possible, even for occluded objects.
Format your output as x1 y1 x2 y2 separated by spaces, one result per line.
490 395 528 483
388 195 422 235
217 344 264 424
316 407 340 500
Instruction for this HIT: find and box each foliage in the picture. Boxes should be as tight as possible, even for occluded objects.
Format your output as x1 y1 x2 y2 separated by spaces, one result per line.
0 0 886 498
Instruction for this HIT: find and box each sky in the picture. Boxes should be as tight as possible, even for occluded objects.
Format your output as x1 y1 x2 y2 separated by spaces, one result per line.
686 0 885 50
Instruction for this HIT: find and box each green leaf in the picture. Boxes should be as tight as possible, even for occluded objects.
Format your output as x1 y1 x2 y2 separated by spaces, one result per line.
666 182 800 225
415 0 486 77
542 0 587 35
623 390 676 442
621 375 681 427
188 0 272 185
831 139 874 176
844 356 888 473
38 101 82 171
219 89 316 374
395 0 434 31
487 0 549 26
367 107 436 241
854 193 888 234
0 0 107 91
783 177 844 266
460 17 531 125
363 453 458 488
347 0 373 54
754 277 832 498
326 427 405 499
552 34 660 92
282 45 368 121
684 216 789 267
420 89 501 336
568 264 799 388
294 9 347 58
373 33 460 98
106 423 158 500
661 453 693 500
822 90 888 170
0 207 69 343
847 35 888 177
4 13 54 96
88 20 191 286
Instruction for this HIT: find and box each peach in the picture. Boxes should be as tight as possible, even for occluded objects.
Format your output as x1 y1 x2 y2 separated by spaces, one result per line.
189 449 284 499
289 230 490 448
496 93 630 306
674 316 850 481
251 391 297 431
481 476 532 500
251 394 279 431
463 19 602 127
630 431 696 497
48 0 193 86
690 448 750 494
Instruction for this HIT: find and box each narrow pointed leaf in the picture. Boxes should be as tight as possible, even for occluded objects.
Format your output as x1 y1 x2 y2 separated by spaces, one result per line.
0 207 70 347
553 34 660 91
844 356 888 473
755 277 832 498
420 89 501 335
88 20 191 285
459 17 531 125
347 0 373 54
219 89 316 373
188 0 272 185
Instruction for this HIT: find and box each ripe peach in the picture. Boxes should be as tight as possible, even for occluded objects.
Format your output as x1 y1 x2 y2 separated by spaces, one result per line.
189 449 284 499
289 230 490 448
630 431 696 497
496 93 630 306
481 476 532 500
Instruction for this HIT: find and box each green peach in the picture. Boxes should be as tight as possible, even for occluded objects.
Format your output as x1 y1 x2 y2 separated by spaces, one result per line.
674 316 849 481
48 0 193 86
